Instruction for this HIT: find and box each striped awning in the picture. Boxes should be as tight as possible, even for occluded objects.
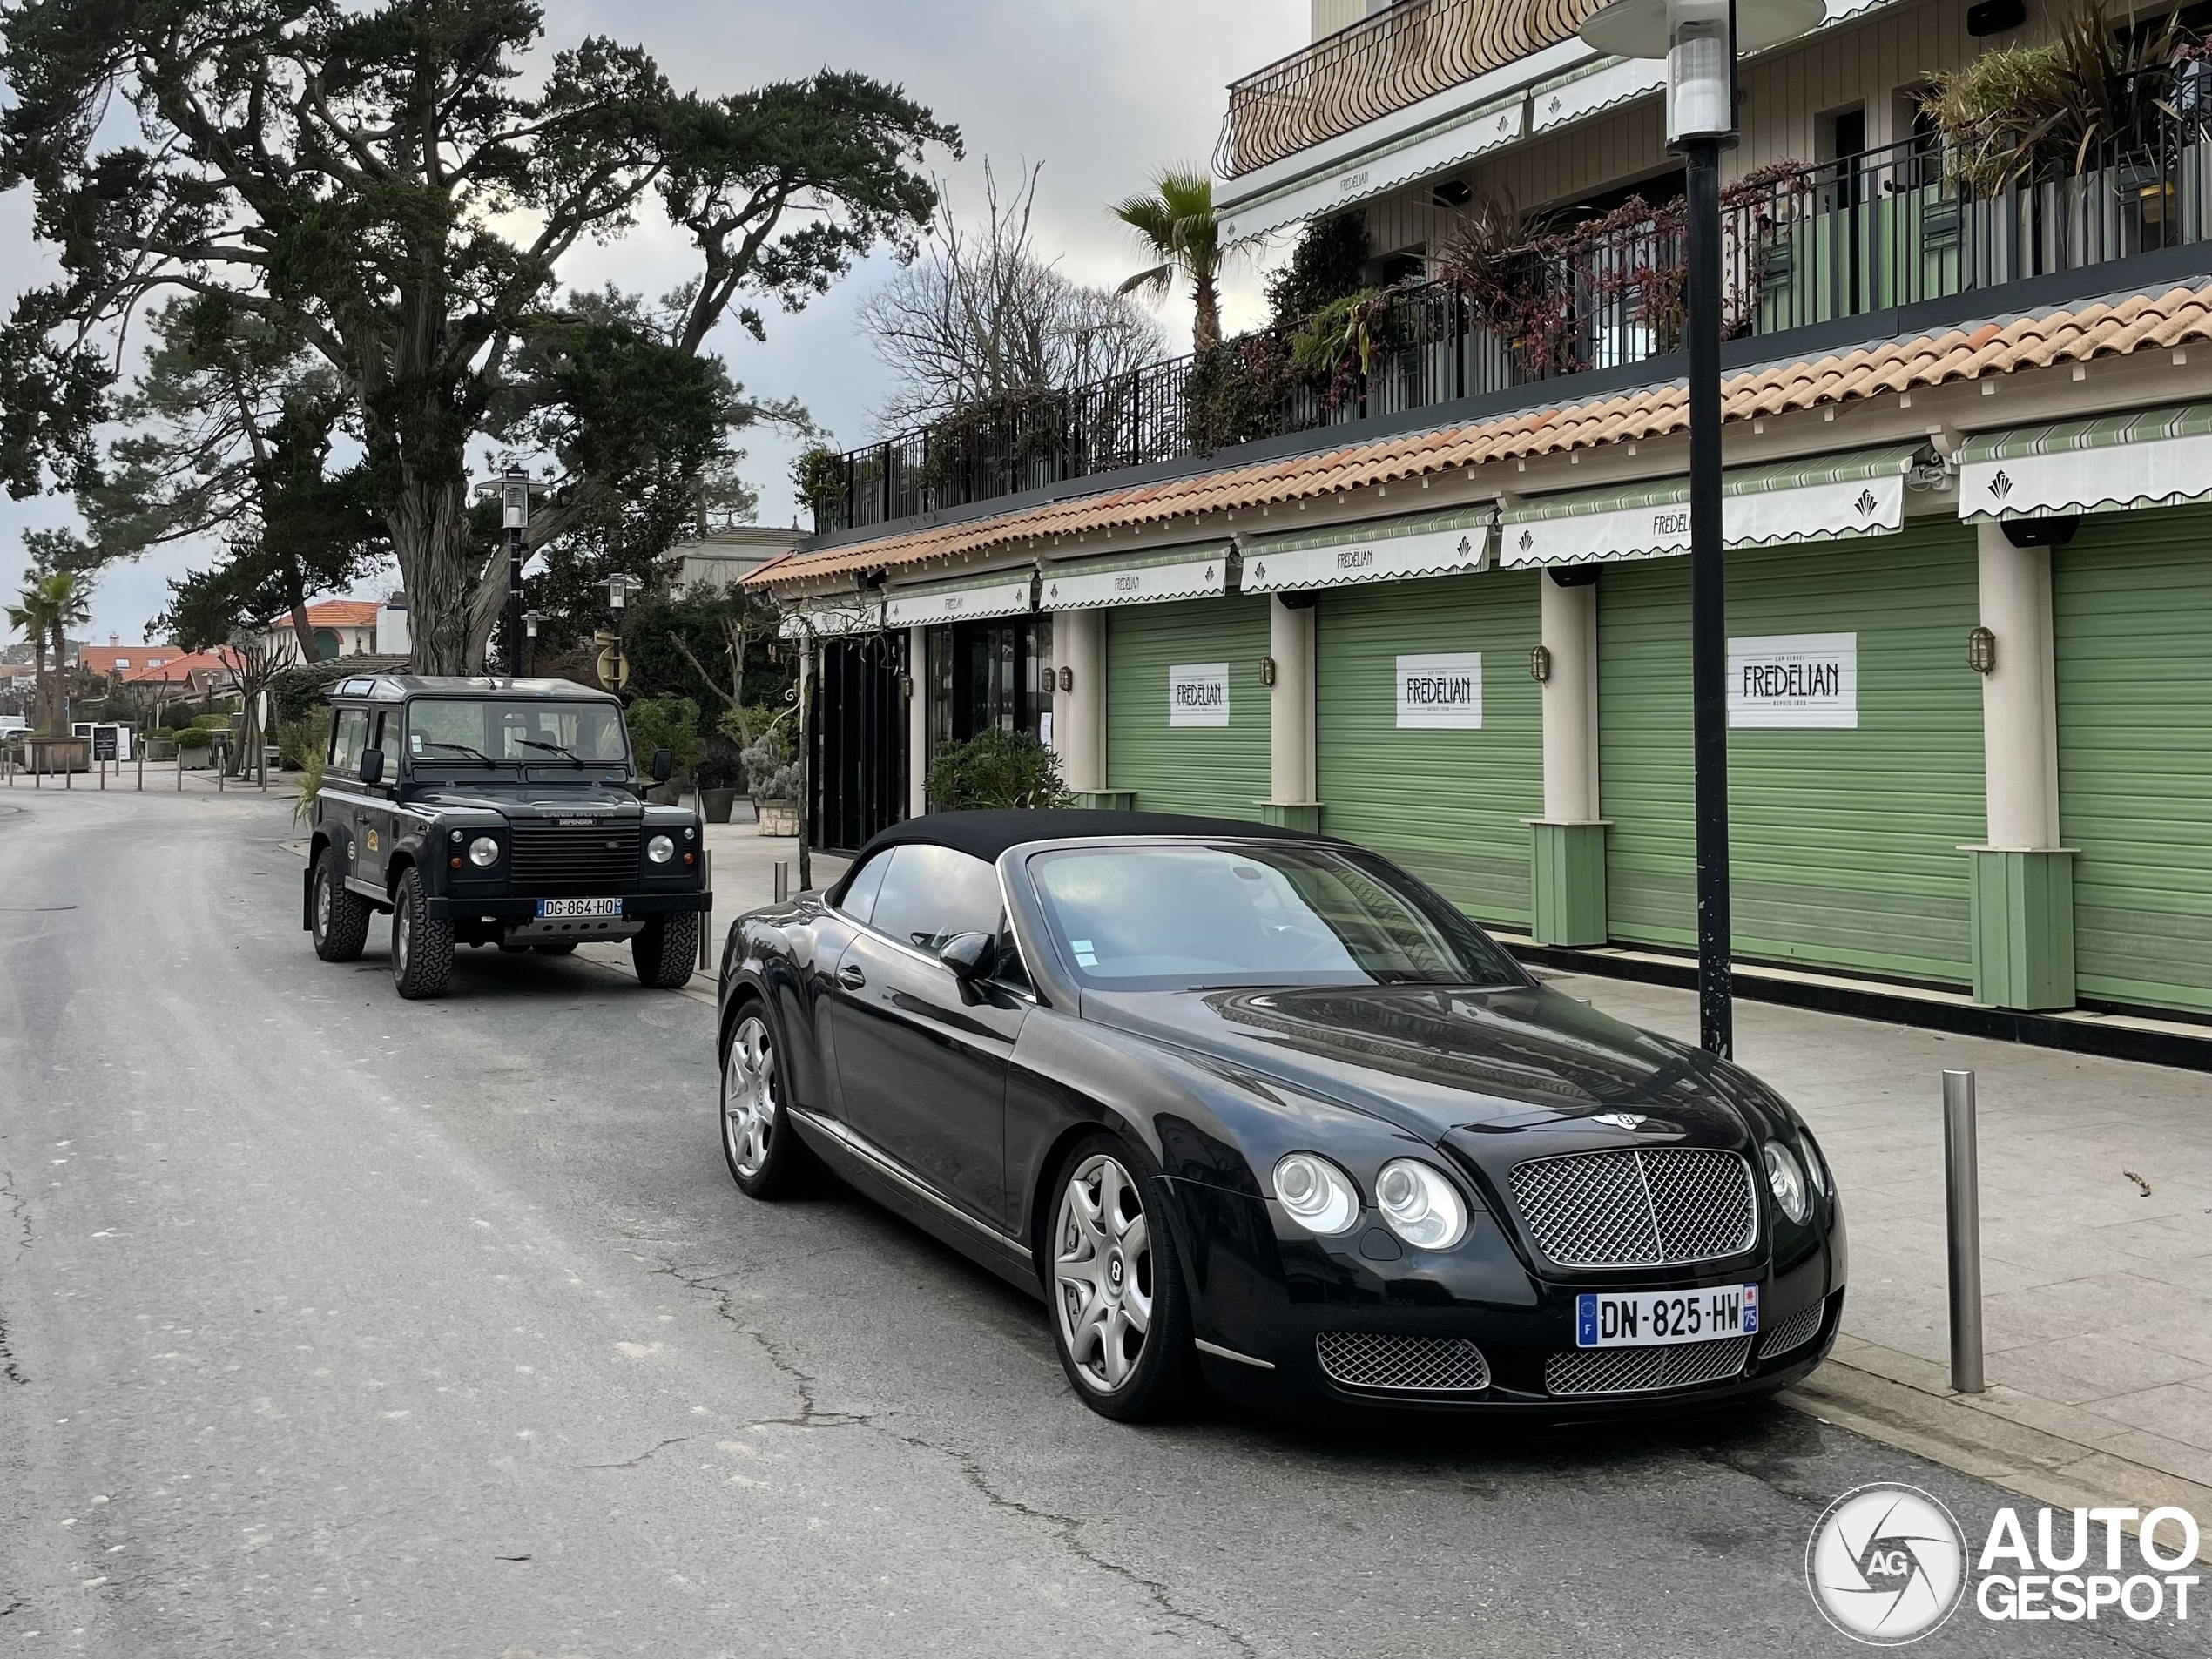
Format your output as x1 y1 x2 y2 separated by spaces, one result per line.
1039 543 1232 610
1499 445 1924 568
1241 505 1493 593
777 596 884 639
882 567 1035 628
1958 402 2212 522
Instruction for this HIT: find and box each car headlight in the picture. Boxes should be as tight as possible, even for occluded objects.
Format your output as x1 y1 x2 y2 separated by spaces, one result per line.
467 835 499 867
646 833 676 865
1272 1153 1359 1236
1374 1158 1468 1250
1798 1131 1833 1198
1764 1141 1811 1224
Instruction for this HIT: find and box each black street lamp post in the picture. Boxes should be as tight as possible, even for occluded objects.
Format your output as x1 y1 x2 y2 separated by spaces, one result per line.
1580 0 1819 1055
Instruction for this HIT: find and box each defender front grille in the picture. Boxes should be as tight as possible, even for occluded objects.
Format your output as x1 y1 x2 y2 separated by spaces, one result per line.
509 820 640 894
1315 1332 1491 1394
1544 1336 1752 1397
1508 1148 1757 1268
1757 1298 1830 1360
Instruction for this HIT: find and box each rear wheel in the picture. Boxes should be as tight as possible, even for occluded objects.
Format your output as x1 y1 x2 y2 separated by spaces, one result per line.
1045 1132 1199 1422
390 868 454 1000
719 1007 813 1197
311 847 371 963
631 911 699 988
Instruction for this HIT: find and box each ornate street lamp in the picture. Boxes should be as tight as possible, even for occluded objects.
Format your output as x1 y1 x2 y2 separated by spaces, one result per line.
474 466 531 676
1579 0 1821 1056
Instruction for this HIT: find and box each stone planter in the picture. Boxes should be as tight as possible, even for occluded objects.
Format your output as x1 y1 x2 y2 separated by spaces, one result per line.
145 738 178 762
178 745 214 770
756 798 799 836
701 786 738 824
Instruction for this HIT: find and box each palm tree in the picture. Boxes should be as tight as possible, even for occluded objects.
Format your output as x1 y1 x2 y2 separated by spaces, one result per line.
1111 169 1241 354
5 572 91 737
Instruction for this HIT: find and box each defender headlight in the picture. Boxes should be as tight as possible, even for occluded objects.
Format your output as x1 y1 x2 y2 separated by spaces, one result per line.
467 835 499 867
1764 1141 1811 1225
1272 1153 1359 1237
1374 1159 1468 1251
646 833 676 865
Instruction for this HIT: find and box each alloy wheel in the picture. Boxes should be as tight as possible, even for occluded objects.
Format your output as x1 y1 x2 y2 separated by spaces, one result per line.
1053 1152 1154 1393
395 903 411 974
314 869 331 938
723 1015 776 1178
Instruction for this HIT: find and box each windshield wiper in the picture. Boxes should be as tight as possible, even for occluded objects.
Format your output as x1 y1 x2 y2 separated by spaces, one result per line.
417 739 497 764
516 738 589 764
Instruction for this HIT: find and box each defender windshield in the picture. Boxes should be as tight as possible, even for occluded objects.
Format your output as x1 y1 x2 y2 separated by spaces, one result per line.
403 699 631 769
1026 843 1527 993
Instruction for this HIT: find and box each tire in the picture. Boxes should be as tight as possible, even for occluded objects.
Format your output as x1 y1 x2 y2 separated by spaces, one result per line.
1042 1130 1200 1422
390 867 455 1000
718 1003 815 1197
532 940 579 956
311 847 372 963
631 911 700 988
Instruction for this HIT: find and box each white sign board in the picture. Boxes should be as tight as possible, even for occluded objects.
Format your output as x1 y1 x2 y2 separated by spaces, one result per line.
1395 652 1483 729
1728 632 1858 729
1169 662 1230 728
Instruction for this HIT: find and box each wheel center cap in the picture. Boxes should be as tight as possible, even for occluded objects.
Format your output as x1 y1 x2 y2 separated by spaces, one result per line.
1108 1252 1124 1291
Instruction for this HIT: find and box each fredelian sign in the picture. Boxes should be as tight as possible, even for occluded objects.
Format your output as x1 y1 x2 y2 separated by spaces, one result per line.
1728 632 1858 729
1395 652 1483 730
1168 663 1230 727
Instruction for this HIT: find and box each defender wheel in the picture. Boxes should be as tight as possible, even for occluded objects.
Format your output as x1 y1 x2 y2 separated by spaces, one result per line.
532 940 579 956
311 848 372 963
1044 1131 1200 1423
390 867 455 1000
719 1006 814 1197
631 911 699 988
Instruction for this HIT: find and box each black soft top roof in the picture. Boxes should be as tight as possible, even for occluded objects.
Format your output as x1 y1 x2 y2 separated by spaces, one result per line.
842 809 1336 877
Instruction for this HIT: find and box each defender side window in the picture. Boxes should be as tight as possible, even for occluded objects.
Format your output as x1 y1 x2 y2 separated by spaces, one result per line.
330 708 370 777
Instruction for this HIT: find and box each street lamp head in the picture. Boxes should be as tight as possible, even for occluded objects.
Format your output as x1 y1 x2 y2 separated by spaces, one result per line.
521 609 546 638
1579 0 1824 145
475 465 532 529
599 573 642 611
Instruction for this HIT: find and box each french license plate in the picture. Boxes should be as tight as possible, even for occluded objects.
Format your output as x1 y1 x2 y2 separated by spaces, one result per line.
536 897 622 919
1575 1285 1758 1348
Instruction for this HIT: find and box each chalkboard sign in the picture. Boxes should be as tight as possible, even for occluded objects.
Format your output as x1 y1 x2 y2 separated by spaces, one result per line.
91 727 118 762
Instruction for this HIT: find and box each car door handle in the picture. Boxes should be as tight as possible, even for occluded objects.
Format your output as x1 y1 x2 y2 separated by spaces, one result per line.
837 964 867 990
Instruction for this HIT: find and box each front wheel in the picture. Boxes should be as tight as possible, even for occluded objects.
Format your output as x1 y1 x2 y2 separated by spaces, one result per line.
719 1007 813 1197
390 868 455 1000
1045 1132 1199 1422
631 911 699 988
311 848 372 962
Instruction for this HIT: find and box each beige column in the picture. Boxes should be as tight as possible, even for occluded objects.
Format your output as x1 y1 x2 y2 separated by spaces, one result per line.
1530 570 1607 946
1054 608 1107 798
907 624 928 819
1261 595 1320 830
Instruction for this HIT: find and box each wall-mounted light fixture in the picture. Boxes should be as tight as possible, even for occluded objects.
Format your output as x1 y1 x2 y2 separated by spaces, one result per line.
1058 665 1075 692
896 672 914 699
1968 625 1997 675
1530 644 1554 684
1260 656 1278 688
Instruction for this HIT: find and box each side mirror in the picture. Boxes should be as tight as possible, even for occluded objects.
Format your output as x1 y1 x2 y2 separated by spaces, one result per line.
651 746 672 784
938 931 995 998
358 747 385 786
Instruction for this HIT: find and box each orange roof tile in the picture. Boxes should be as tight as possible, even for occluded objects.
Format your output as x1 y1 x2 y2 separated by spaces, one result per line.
306 599 381 627
754 283 2212 590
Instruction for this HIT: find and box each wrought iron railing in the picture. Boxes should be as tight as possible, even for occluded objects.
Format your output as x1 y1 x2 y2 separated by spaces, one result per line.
819 125 2212 536
1214 0 1602 179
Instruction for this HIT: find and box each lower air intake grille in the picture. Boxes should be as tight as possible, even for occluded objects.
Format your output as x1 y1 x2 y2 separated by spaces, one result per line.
1316 1332 1492 1394
1757 1298 1829 1360
509 820 640 894
1544 1336 1752 1397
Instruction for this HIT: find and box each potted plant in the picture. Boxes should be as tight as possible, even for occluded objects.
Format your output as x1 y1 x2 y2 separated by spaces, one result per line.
174 725 215 769
144 726 179 761
695 735 745 824
741 726 802 836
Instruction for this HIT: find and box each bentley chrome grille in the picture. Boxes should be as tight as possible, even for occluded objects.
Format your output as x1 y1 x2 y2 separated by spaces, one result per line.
1544 1336 1752 1397
1757 1298 1830 1360
1315 1332 1491 1394
1507 1148 1757 1268
509 819 640 894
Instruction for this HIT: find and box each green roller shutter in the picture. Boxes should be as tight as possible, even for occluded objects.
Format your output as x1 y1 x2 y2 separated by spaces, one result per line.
1313 570 1541 928
2055 506 2212 1015
1106 596 1271 817
1600 521 1985 983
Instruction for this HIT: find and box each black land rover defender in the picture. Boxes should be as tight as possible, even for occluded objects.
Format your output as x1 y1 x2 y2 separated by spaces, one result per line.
302 675 708 999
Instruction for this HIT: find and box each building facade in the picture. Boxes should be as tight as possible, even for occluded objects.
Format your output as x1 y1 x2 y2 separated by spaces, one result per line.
752 0 2212 1024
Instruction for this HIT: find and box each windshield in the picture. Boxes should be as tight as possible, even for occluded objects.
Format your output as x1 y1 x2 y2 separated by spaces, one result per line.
404 699 631 769
1026 843 1527 993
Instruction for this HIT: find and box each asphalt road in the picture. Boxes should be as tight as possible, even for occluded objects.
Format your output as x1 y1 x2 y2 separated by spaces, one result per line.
0 786 2195 1658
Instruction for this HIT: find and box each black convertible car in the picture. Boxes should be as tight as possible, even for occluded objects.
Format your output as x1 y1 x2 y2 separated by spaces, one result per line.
715 811 1845 1422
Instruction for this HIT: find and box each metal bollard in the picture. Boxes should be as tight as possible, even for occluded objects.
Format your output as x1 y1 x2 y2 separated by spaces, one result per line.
137 742 143 791
772 860 789 905
697 849 711 972
98 756 105 790
176 747 183 791
1943 1069 1986 1394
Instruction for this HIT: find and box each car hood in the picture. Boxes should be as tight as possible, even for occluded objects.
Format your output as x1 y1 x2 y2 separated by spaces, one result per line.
404 785 645 818
1081 982 1777 1149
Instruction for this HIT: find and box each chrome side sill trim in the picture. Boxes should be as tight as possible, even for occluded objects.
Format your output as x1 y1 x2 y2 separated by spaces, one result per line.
1195 1339 1276 1370
788 1107 1032 1264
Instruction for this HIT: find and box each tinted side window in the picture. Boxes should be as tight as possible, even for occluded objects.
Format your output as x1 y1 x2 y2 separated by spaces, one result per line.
330 709 370 777
868 845 1003 954
837 850 894 922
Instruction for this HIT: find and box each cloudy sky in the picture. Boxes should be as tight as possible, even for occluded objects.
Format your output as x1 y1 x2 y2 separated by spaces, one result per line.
0 0 1309 649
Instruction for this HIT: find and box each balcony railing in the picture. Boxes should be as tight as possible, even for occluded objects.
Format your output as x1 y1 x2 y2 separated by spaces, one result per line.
1215 0 1602 179
818 124 2212 537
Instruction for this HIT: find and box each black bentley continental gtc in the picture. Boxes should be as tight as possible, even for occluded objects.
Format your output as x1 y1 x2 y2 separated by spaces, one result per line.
714 811 1844 1423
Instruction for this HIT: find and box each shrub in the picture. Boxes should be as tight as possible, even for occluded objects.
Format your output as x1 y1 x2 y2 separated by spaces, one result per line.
191 712 233 730
292 746 324 827
926 728 1071 811
739 725 800 799
695 735 745 791
792 446 848 532
174 726 215 751
622 694 702 779
279 708 332 772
